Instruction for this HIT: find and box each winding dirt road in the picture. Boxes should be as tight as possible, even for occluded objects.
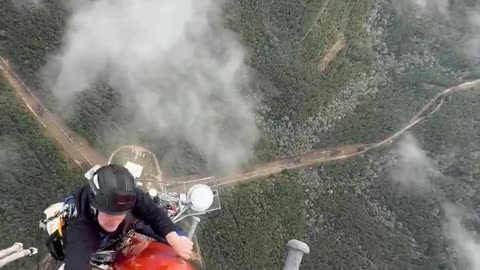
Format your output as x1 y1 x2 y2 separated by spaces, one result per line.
212 79 480 187
2 55 479 270
1 55 479 188
168 79 480 188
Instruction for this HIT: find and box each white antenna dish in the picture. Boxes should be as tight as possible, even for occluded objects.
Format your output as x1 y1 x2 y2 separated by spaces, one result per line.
148 188 158 197
187 184 214 212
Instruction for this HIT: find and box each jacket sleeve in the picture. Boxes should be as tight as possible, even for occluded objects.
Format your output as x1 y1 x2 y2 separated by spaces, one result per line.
131 188 177 238
64 218 100 270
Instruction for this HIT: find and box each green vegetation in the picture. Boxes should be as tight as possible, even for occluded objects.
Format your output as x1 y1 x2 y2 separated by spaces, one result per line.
1 0 480 269
200 173 306 270
198 1 480 269
0 0 378 163
0 76 83 270
224 0 374 124
200 146 476 269
0 0 65 104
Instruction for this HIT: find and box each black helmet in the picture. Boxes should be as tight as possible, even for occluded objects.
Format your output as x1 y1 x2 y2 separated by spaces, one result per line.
88 164 137 215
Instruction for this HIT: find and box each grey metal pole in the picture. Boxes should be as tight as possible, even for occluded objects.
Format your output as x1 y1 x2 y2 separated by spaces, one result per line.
283 239 310 270
0 243 22 259
0 247 37 268
187 217 201 240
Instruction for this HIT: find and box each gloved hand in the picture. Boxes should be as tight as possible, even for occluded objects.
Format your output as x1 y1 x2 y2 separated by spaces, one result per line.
165 232 193 260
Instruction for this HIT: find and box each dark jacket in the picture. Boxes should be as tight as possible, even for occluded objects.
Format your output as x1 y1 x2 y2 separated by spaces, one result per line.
63 185 177 270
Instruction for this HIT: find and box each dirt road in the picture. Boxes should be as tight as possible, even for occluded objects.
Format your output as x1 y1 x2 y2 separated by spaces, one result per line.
2 54 479 270
1 55 479 189
175 79 480 187
0 57 107 168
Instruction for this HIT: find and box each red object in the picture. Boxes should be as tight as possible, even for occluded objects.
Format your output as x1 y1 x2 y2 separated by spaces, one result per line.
113 234 197 270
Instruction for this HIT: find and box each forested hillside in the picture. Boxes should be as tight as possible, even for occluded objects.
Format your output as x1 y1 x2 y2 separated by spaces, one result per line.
0 76 83 269
0 0 479 269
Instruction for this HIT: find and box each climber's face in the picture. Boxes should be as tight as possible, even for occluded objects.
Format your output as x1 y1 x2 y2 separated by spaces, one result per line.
97 211 126 232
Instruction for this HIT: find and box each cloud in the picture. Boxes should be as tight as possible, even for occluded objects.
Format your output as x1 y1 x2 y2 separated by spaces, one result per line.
393 0 450 16
389 133 439 192
442 203 480 270
395 0 480 64
389 134 480 270
42 0 259 173
465 9 480 61
411 0 449 15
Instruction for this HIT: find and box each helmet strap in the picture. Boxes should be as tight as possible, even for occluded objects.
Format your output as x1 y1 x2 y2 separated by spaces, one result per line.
89 173 100 195
90 205 98 217
85 165 102 195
